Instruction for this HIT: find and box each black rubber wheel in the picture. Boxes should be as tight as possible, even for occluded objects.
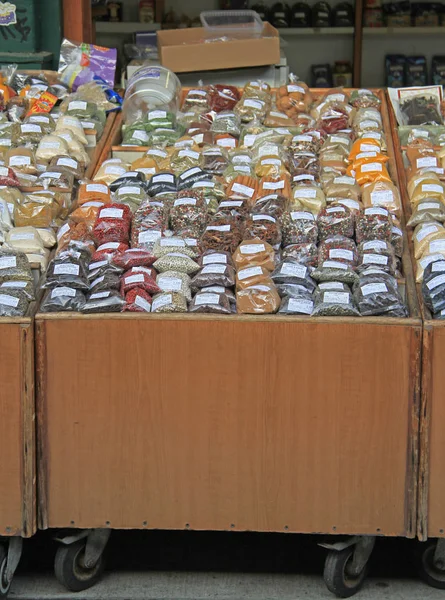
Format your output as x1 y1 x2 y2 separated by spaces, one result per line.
0 545 11 598
323 548 367 598
419 543 445 589
54 539 105 592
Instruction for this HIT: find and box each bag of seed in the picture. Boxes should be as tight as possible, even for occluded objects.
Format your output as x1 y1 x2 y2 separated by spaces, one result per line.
312 260 359 285
156 270 192 301
422 259 445 314
282 243 318 267
42 253 89 290
281 210 318 246
191 263 236 292
198 249 234 268
356 207 392 244
271 259 316 292
146 172 177 196
151 292 188 313
353 269 406 317
278 293 314 315
357 239 398 275
40 287 86 312
170 190 208 237
189 290 231 315
317 205 354 240
312 287 360 317
153 237 198 259
318 236 358 267
81 290 125 314
154 253 200 275
124 287 152 313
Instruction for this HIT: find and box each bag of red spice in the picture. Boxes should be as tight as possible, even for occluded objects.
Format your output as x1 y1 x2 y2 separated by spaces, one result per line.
0 166 20 187
93 203 132 245
120 268 160 295
91 242 129 262
124 287 152 312
112 248 156 270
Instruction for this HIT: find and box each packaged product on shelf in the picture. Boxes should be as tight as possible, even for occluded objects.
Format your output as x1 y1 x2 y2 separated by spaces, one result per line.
81 290 125 314
151 292 188 313
189 290 231 315
40 287 87 312
312 287 360 316
124 288 153 313
236 283 281 314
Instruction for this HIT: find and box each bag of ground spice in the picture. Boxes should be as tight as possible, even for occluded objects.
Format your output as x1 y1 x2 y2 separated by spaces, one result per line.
232 238 275 272
281 211 318 246
282 242 318 267
318 236 358 267
124 287 152 313
414 222 445 259
271 259 316 292
40 287 86 313
407 200 445 227
81 290 125 314
353 270 406 317
312 287 360 317
356 207 392 244
93 203 131 245
191 263 236 292
236 283 280 314
312 260 359 285
189 290 231 315
278 292 314 315
236 265 272 290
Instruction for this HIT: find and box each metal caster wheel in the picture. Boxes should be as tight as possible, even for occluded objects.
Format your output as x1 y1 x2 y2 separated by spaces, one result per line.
419 543 445 589
324 548 367 598
55 539 105 592
0 546 11 599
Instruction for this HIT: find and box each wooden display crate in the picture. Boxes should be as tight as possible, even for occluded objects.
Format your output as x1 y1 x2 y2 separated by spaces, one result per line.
388 101 445 542
35 90 422 537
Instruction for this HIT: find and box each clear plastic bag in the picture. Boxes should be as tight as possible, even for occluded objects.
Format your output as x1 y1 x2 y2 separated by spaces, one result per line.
81 290 125 314
5 226 46 255
236 265 273 291
0 280 35 302
40 287 86 313
198 249 234 268
154 253 200 275
414 222 445 259
312 287 360 317
232 238 275 272
353 270 406 316
92 203 131 245
151 292 188 313
356 208 392 244
153 237 197 259
318 235 357 267
0 288 29 316
0 249 33 283
191 264 236 291
236 283 280 314
422 258 445 314
271 259 316 292
123 288 152 313
317 205 354 240
170 190 208 237
201 218 243 254
94 159 129 185
156 271 192 301
291 185 326 215
361 180 402 216
235 97 268 123
282 242 318 267
244 212 281 247
280 210 318 246
43 253 89 290
189 291 231 314
146 172 177 196
357 240 397 275
312 260 358 285
278 293 314 315
121 269 160 295
209 84 240 112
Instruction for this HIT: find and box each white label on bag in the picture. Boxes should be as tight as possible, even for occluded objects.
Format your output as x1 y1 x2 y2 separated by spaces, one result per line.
323 260 347 270
160 238 184 247
153 174 174 183
148 110 167 119
422 184 443 194
138 230 161 243
54 263 80 275
137 167 156 176
180 167 201 180
331 136 349 145
85 183 108 195
330 249 353 261
417 157 437 168
188 89 207 97
253 214 276 223
420 254 444 269
412 128 429 138
323 291 350 304
244 99 263 110
1 281 27 289
269 111 288 119
326 206 346 214
174 198 197 207
360 119 379 129
263 180 285 190
201 264 227 274
240 243 266 255
217 137 236 148
21 124 41 133
83 201 104 208
159 277 182 292
104 165 125 175
359 143 379 152
365 207 388 216
90 291 111 300
51 287 76 298
147 149 167 158
233 166 250 174
287 84 305 94
0 139 11 146
281 263 307 278
193 180 215 189
10 232 35 241
134 295 152 312
69 101 87 111
288 298 313 314
333 176 356 186
295 188 317 198
118 186 141 196
205 286 226 293
41 171 62 179
206 225 231 232
89 260 108 271
40 141 61 150
293 135 313 143
427 274 445 290
125 274 145 284
430 239 445 252
0 166 10 176
9 155 31 166
293 174 315 183
432 260 445 271
152 294 173 311
220 201 243 209
337 199 360 211
356 151 378 160
319 282 344 290
363 254 388 265
132 130 149 142
81 121 95 130
0 294 19 307
238 266 263 281
419 201 441 211
291 211 315 221
29 115 50 123
100 208 124 219
361 283 387 296
195 293 220 306
91 276 105 287
192 134 204 144
179 149 200 160
363 240 387 251
361 162 383 173
370 190 394 205
57 223 70 241
416 224 440 242
202 253 227 265
327 93 345 102
261 158 282 167
57 157 77 168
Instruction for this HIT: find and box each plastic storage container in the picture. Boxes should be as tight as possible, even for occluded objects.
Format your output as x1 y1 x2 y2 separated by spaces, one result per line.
123 65 181 124
200 10 264 37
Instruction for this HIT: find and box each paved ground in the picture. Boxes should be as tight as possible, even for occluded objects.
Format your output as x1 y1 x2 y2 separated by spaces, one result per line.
5 531 442 599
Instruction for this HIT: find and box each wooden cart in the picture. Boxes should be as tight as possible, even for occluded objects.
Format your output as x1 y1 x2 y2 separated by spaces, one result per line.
388 100 445 589
35 90 422 597
0 311 35 598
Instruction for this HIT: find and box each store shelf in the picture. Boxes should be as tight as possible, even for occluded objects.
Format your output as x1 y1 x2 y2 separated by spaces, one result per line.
95 21 161 34
363 26 445 35
278 27 354 35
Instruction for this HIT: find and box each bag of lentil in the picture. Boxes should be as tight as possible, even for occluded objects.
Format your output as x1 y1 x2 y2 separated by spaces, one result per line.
156 270 192 301
40 287 86 312
81 290 125 314
151 292 188 313
154 253 200 275
124 287 152 313
356 207 392 244
318 236 358 267
236 283 281 314
312 288 360 317
153 237 197 259
278 293 314 315
271 259 316 292
189 290 231 315
353 270 406 316
191 263 236 292
312 260 359 285
422 258 445 314
232 239 275 271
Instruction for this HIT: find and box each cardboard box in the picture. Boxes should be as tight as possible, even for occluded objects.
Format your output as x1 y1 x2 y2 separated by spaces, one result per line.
157 23 280 73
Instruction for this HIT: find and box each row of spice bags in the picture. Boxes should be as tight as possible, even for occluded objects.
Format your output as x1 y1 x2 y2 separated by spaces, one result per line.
36 80 408 317
0 72 113 317
399 127 445 318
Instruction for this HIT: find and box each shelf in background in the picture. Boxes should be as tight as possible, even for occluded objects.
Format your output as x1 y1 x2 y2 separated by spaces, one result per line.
363 26 445 35
278 27 354 35
95 21 161 33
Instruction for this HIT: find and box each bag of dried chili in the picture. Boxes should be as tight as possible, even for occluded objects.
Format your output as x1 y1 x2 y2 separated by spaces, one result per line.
93 203 132 245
